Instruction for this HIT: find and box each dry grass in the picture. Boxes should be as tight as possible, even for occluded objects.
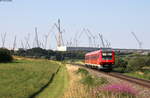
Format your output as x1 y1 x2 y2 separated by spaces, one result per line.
62 65 110 98
63 65 91 98
63 65 138 98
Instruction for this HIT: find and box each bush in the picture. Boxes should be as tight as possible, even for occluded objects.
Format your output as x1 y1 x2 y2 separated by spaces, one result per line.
148 53 150 56
16 48 26 56
128 57 146 71
0 48 13 62
80 75 108 87
76 68 108 87
55 51 64 61
114 56 128 72
145 57 150 66
26 47 48 58
76 68 89 76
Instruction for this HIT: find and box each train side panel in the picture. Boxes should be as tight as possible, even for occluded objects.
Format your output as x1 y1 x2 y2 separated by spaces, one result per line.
85 48 115 70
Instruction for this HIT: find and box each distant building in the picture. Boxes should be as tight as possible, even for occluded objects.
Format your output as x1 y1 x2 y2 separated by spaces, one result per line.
56 46 150 54
57 46 99 52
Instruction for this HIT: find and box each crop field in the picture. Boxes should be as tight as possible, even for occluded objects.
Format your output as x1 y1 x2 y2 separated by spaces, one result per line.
0 58 60 98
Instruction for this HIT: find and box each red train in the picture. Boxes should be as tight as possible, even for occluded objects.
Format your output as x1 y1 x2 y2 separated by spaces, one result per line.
85 48 115 70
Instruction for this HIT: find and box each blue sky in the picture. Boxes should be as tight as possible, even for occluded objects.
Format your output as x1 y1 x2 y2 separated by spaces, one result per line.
0 0 150 49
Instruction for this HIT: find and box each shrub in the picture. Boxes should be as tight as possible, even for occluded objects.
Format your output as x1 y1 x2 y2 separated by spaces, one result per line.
55 51 64 61
80 75 108 87
81 75 94 86
128 57 146 71
76 68 108 87
16 48 26 56
145 57 150 66
26 47 48 58
114 56 128 72
76 68 89 76
0 48 13 62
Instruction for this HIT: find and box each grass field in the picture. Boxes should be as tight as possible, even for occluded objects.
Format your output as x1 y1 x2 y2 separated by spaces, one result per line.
37 65 69 98
0 58 60 98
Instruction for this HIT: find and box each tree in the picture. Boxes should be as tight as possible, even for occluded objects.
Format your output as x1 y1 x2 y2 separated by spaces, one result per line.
115 56 128 72
0 48 13 62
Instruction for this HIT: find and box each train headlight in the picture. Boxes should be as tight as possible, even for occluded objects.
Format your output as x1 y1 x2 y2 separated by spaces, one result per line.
102 53 106 56
108 53 112 55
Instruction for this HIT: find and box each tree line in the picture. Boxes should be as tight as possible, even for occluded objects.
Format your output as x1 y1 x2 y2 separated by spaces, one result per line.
115 53 150 72
13 47 86 61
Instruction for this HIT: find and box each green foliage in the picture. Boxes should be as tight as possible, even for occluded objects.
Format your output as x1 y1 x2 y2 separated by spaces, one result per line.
80 75 108 87
128 57 146 71
15 48 26 56
145 57 150 66
81 75 94 86
114 54 150 72
26 47 48 58
15 48 86 60
76 68 89 76
76 68 108 87
115 56 128 67
0 59 59 98
54 51 86 60
55 51 64 61
114 56 128 72
0 48 13 63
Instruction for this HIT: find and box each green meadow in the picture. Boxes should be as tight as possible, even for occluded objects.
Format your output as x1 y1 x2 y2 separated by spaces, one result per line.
0 58 60 98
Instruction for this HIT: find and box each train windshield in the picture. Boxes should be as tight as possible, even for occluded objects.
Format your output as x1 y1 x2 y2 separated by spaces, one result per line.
102 52 112 60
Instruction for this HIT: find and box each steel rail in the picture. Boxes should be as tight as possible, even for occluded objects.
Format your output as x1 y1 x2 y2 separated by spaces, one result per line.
72 63 150 88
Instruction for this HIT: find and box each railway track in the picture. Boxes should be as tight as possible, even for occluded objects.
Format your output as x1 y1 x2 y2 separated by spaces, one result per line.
108 72 150 88
72 63 150 89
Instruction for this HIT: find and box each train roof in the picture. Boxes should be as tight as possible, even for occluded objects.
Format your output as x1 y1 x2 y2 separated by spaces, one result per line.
85 48 113 56
101 48 113 52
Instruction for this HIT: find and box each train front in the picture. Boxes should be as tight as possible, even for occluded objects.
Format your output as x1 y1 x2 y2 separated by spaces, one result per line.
99 48 115 70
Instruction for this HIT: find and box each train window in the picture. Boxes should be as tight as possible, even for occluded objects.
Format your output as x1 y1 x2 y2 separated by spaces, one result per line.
86 56 89 60
102 52 112 60
85 55 99 60
102 53 112 56
102 56 112 60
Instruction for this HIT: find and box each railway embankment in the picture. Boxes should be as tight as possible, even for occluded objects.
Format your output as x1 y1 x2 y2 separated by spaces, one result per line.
63 64 147 98
77 64 150 98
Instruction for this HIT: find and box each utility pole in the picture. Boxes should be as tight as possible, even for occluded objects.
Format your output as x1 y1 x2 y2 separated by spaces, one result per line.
1 32 7 48
21 41 25 49
25 33 30 49
73 33 78 47
87 29 96 47
12 35 17 51
85 30 92 47
99 33 105 48
34 27 40 48
44 34 48 49
131 32 142 49
55 19 64 47
77 28 87 47
69 38 73 47
105 40 111 48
